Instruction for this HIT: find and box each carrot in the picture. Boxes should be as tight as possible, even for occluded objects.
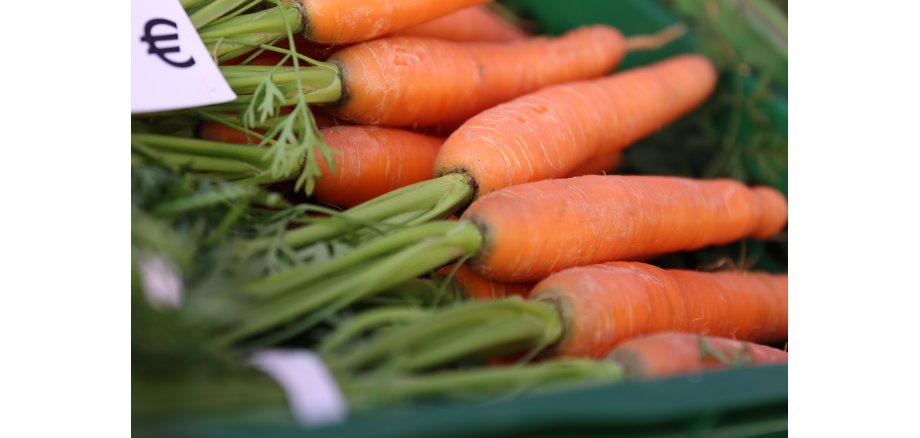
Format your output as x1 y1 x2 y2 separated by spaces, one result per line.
218 26 624 127
434 54 716 198
325 262 787 373
325 26 625 126
196 122 443 208
394 5 527 42
443 264 533 300
294 0 491 44
608 332 788 380
530 262 788 358
463 175 788 282
312 126 443 207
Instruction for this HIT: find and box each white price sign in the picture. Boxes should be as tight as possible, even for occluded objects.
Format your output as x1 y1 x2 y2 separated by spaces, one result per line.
132 0 236 113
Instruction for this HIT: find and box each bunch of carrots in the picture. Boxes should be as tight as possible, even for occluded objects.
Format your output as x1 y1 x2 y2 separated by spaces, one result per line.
132 0 788 430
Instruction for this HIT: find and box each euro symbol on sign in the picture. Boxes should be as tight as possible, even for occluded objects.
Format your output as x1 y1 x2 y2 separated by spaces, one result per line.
140 18 195 68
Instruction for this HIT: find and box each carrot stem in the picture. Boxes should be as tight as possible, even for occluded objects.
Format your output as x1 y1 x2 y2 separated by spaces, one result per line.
147 151 261 175
198 5 303 61
317 306 432 356
131 133 272 167
188 0 252 29
247 221 475 298
181 0 210 10
341 359 623 410
197 6 302 40
369 278 456 308
328 298 562 374
221 65 341 102
242 174 474 254
217 221 482 349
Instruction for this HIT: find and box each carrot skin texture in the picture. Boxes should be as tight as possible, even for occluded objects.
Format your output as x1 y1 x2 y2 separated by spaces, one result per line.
448 264 533 300
609 332 788 380
300 0 490 44
328 26 626 127
529 262 788 358
462 175 788 282
197 123 443 207
313 126 443 207
395 5 527 42
434 55 717 198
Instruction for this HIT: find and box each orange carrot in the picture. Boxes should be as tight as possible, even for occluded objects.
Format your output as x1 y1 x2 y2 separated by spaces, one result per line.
395 5 527 42
327 26 625 126
530 262 788 358
296 0 490 44
198 123 443 207
463 175 787 282
444 264 533 300
313 126 443 207
609 332 788 380
434 54 716 198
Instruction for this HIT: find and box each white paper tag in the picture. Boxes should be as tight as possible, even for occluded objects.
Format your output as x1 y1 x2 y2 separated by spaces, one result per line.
132 0 236 113
250 349 348 427
136 252 184 309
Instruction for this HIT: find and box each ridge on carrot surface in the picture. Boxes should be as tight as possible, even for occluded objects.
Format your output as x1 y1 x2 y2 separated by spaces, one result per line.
434 54 717 198
464 174 788 282
608 332 788 380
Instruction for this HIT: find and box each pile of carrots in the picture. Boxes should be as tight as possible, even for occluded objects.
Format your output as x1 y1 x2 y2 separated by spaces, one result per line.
131 0 788 429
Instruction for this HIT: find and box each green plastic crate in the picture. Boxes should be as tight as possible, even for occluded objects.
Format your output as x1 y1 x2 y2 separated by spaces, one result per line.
138 365 788 437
